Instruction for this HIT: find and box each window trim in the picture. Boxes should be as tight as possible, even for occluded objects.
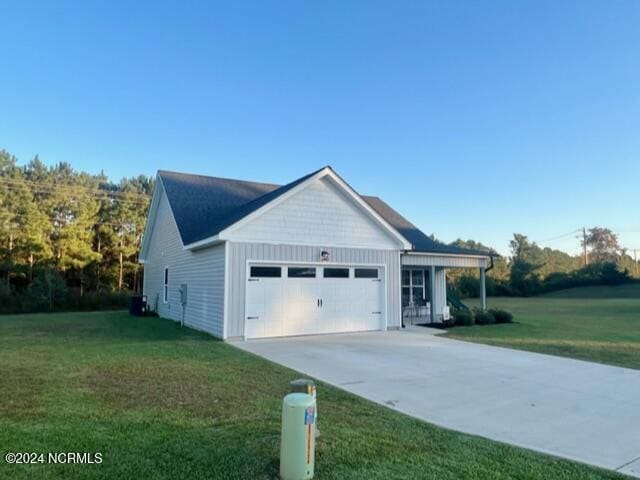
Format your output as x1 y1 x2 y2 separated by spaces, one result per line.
163 266 169 303
402 268 426 306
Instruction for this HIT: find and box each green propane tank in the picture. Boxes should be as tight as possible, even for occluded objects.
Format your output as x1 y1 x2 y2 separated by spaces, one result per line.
280 393 316 480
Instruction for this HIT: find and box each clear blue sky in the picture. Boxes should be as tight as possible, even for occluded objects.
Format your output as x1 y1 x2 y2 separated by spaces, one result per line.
1 1 639 256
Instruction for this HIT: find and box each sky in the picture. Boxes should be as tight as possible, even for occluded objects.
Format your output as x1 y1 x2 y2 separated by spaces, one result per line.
1 1 639 256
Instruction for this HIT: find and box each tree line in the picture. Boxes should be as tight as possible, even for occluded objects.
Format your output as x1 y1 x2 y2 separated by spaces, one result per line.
1 148 636 312
0 150 153 313
448 230 638 298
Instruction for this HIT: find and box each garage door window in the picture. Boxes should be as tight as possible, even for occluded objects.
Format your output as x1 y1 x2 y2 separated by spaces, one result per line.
288 267 316 278
355 268 378 279
324 267 349 278
250 266 281 278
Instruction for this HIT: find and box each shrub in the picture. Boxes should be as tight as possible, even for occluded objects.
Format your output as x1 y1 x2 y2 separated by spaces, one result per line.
490 308 514 324
73 291 131 311
474 308 496 325
29 269 69 311
440 316 456 329
453 309 474 327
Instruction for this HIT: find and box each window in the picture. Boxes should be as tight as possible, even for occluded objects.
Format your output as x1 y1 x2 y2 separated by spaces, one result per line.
355 268 378 279
402 269 427 306
288 267 316 278
250 266 282 278
323 267 349 278
163 267 169 303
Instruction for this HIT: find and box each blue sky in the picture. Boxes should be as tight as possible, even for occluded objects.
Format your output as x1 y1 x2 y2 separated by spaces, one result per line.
1 1 639 256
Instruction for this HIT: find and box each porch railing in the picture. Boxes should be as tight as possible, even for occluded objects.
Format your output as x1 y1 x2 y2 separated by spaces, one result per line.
402 303 432 325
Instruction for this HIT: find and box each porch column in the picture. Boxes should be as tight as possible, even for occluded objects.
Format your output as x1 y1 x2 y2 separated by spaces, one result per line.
430 265 436 323
479 267 487 311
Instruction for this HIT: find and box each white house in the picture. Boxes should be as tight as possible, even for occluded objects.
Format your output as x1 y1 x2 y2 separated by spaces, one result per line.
139 166 493 340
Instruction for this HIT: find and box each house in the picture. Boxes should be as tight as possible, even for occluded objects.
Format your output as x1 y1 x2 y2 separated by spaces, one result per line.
139 166 493 340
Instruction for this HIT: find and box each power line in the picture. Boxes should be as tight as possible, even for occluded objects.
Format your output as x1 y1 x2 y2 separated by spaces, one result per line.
535 229 581 244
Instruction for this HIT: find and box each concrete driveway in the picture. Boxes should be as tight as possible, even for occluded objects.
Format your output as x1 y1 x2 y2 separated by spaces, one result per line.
233 328 640 477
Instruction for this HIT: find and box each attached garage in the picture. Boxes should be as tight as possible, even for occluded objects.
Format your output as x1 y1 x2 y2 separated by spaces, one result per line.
140 166 492 341
245 263 384 339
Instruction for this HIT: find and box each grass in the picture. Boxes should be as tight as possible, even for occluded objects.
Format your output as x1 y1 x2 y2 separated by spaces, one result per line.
449 283 640 370
0 311 627 479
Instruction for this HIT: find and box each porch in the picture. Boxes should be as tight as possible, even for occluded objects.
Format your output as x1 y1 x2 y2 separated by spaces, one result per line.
401 252 490 325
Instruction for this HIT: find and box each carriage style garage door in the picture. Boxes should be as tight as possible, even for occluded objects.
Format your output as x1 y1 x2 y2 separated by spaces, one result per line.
245 263 384 339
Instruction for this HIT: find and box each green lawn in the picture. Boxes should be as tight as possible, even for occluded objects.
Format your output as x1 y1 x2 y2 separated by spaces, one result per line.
449 283 640 370
0 311 626 479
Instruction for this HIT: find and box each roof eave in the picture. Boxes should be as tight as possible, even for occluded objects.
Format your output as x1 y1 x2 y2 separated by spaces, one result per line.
183 234 224 251
404 250 494 260
138 173 164 263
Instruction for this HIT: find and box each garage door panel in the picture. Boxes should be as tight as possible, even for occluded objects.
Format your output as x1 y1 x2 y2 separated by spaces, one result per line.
245 264 384 339
283 280 317 336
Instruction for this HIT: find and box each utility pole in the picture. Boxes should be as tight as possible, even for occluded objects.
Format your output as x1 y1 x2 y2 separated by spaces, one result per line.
634 249 638 278
582 227 589 266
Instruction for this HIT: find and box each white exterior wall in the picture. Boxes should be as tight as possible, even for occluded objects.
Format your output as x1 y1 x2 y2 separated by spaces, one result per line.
433 267 447 320
228 177 400 250
226 242 401 339
402 253 488 268
143 191 225 338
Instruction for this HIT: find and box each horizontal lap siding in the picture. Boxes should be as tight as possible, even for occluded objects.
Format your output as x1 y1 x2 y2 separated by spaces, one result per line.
227 242 401 338
230 177 399 249
143 191 225 337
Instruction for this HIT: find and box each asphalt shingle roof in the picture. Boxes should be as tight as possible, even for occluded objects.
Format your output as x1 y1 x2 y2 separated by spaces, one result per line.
158 168 491 257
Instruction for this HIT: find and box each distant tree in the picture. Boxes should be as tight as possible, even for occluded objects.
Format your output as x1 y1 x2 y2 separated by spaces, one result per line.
100 177 151 291
42 163 101 295
0 151 18 286
508 234 543 295
583 227 620 264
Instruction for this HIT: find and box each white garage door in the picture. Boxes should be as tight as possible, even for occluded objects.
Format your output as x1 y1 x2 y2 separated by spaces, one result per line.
245 264 384 339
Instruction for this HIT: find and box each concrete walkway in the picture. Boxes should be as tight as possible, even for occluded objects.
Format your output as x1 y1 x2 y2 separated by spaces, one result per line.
233 328 640 477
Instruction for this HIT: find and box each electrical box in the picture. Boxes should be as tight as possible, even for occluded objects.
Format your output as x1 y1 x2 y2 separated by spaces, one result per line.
179 284 188 306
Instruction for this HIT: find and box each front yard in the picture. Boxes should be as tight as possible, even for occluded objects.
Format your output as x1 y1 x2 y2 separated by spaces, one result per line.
450 284 640 370
0 311 626 479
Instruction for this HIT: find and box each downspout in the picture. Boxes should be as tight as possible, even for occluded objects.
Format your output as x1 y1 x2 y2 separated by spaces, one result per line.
485 255 495 273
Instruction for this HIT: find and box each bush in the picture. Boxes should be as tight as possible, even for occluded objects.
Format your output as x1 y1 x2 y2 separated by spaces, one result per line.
440 315 456 329
72 291 130 311
474 308 496 325
453 309 474 326
490 308 514 324
0 284 131 314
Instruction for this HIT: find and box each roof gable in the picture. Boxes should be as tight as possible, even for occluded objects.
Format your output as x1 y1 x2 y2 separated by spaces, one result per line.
227 175 403 249
152 167 491 257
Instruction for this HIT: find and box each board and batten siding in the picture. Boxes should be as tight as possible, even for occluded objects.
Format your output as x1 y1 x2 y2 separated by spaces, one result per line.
143 190 225 338
226 242 401 339
432 267 447 320
228 176 400 250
